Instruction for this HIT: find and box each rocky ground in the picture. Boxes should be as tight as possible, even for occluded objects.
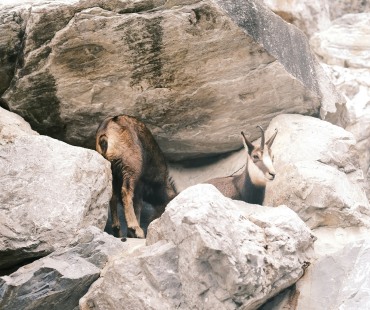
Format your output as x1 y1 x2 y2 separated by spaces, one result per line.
0 0 369 309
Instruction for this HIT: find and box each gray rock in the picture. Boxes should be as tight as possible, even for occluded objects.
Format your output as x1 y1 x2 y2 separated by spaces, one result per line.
321 64 370 200
0 109 112 271
305 231 370 310
329 0 370 20
0 107 38 142
81 184 315 310
0 5 26 96
264 114 370 229
263 228 370 310
262 0 331 38
1 0 343 160
0 226 146 310
311 13 370 69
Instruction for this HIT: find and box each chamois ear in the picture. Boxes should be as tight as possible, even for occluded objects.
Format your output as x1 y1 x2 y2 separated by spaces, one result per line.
266 129 278 148
241 131 254 152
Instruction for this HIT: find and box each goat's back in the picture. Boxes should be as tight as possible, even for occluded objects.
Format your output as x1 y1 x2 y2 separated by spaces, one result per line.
96 115 169 185
206 175 242 200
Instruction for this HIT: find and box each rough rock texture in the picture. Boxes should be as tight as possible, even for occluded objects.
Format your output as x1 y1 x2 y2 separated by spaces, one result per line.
80 185 315 310
0 106 38 141
322 64 370 199
0 3 25 97
261 114 370 229
0 108 112 272
0 226 146 310
329 0 370 20
262 227 370 310
311 13 370 69
1 0 343 160
262 0 331 38
300 239 370 309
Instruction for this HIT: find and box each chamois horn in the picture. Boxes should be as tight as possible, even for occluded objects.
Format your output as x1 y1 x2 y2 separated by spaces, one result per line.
257 125 265 149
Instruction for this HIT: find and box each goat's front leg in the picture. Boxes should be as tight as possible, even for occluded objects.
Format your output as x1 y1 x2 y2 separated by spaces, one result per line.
110 192 122 238
121 179 145 239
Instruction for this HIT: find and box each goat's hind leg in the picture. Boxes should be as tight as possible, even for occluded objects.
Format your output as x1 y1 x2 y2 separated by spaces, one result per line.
121 179 145 239
110 192 122 238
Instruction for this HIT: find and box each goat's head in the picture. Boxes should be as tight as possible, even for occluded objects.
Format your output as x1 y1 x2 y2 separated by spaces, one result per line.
241 126 278 186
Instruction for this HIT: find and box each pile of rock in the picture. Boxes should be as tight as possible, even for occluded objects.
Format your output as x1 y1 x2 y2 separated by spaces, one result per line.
0 0 369 309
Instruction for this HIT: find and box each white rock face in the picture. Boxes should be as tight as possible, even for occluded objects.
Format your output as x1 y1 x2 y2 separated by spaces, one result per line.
0 108 112 271
261 227 370 310
0 107 38 141
310 13 370 69
299 236 370 309
263 114 370 229
329 0 370 20
81 184 315 310
321 64 370 200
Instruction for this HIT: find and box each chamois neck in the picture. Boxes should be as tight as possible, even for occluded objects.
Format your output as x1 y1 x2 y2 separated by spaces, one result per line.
239 158 266 205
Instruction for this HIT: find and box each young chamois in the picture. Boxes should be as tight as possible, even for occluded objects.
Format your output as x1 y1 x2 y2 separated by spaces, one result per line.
96 115 177 238
206 126 278 205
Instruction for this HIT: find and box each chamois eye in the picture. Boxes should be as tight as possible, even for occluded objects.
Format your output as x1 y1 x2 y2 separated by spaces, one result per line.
252 154 259 160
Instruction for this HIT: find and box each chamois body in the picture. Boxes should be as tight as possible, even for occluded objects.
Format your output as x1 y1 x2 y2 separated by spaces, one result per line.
96 115 177 238
206 127 277 205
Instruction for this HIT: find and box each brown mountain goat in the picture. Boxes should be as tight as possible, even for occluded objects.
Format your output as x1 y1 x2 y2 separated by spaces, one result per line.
206 126 278 205
96 115 177 238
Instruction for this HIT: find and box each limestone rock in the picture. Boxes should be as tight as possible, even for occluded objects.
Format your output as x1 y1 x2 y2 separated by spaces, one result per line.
262 0 331 37
1 0 343 160
0 226 146 310
262 228 370 309
264 114 370 229
329 0 370 20
0 107 38 142
320 64 370 200
81 184 315 310
300 238 370 309
0 4 25 97
0 109 112 272
310 13 370 69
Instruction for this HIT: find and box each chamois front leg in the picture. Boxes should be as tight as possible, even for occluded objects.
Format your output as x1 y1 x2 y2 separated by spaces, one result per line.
110 192 122 238
121 179 145 239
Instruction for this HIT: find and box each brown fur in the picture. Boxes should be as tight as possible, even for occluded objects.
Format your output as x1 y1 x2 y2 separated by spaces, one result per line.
206 128 278 205
96 115 177 238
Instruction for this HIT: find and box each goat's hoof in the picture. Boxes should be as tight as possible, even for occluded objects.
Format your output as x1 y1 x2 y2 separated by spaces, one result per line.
128 226 145 239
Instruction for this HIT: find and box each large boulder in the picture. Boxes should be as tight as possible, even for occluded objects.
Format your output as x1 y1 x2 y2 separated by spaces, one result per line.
264 114 370 229
1 0 343 160
0 108 112 272
0 226 146 310
80 184 315 310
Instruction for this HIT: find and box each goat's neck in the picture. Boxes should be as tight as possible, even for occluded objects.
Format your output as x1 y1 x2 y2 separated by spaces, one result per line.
237 158 266 205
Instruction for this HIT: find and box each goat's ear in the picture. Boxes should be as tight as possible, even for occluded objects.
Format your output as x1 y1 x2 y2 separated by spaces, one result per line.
241 131 254 152
266 129 278 148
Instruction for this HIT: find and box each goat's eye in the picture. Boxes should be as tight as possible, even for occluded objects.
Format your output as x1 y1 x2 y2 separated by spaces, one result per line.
252 154 259 160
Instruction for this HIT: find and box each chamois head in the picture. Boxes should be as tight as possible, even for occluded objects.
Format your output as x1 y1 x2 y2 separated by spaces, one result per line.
241 126 278 187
